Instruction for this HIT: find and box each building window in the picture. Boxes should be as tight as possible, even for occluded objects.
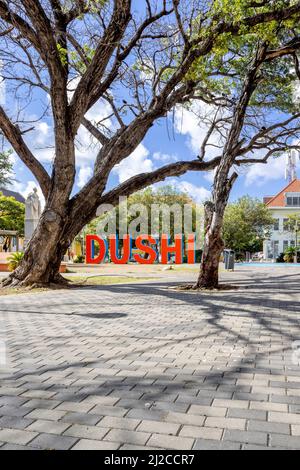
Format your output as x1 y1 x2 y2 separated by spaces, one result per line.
283 240 289 251
291 240 295 247
286 194 300 206
273 219 279 231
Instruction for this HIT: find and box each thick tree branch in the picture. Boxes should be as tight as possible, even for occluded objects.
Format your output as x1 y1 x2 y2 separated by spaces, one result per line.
0 106 50 197
69 0 132 132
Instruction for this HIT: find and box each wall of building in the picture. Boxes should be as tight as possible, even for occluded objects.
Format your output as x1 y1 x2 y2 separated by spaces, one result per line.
263 207 300 259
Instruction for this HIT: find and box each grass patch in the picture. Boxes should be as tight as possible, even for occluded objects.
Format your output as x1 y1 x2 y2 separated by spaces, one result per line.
65 275 157 286
0 287 49 297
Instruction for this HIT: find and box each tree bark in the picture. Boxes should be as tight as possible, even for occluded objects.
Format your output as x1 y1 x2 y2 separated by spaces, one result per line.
195 201 224 289
195 173 238 290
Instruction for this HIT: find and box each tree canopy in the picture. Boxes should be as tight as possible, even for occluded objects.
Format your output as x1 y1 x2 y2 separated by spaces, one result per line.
222 196 275 253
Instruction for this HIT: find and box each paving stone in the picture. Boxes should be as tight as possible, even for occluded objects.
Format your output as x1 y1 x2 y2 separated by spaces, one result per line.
268 412 300 425
248 420 290 435
61 412 102 426
165 411 205 427
223 430 268 446
25 408 67 421
64 424 108 440
0 428 38 446
270 434 300 450
30 433 78 450
0 416 34 430
205 417 246 430
212 399 248 409
188 405 227 417
227 408 267 421
291 425 300 436
104 429 150 446
180 425 223 440
56 401 95 413
22 399 61 410
0 406 33 418
26 419 71 435
137 420 180 435
147 433 194 450
1 443 36 450
89 405 128 418
72 439 120 450
193 439 241 450
98 416 140 431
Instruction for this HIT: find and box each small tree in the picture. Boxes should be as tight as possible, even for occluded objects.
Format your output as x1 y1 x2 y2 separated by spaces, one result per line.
222 196 274 255
0 192 25 235
0 150 13 187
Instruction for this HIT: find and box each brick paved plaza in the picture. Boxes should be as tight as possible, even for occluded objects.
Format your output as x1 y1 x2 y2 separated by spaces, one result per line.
0 266 300 450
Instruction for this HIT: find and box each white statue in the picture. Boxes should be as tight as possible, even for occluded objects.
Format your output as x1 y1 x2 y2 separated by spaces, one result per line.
24 188 41 244
25 188 41 220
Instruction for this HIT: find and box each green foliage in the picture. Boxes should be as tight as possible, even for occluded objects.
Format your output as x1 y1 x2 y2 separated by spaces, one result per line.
0 192 25 235
223 196 275 253
283 213 300 233
7 251 24 271
283 245 298 262
57 43 68 67
0 150 14 187
186 1 300 114
73 254 85 263
276 252 285 263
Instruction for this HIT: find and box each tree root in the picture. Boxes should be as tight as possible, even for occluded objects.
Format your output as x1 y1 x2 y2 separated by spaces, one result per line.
172 283 241 292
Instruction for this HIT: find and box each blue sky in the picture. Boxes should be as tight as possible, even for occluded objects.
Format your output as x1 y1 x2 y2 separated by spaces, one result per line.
5 97 299 207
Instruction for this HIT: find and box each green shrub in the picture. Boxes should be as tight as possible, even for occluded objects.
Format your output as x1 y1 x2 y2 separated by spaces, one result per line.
7 251 24 271
73 254 85 264
276 253 285 263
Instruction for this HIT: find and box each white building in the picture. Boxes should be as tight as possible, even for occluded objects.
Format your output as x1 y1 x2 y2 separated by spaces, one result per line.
263 179 300 260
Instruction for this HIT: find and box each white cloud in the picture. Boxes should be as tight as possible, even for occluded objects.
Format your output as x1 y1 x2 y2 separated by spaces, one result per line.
244 154 297 187
153 152 178 164
174 180 211 203
77 166 93 188
113 144 154 183
174 104 222 158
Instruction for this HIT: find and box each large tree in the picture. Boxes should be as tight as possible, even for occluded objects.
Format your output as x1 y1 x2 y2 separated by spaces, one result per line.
1 1 300 287
189 28 300 287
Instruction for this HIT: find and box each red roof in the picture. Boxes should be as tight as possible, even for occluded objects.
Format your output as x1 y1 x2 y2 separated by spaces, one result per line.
266 179 300 207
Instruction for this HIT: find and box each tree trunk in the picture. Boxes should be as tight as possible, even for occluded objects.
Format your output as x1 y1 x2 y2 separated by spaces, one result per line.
2 200 72 287
195 202 225 289
195 173 238 290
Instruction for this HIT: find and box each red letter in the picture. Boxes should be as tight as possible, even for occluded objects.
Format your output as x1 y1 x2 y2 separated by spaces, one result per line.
187 234 196 264
161 234 183 264
110 235 131 264
86 235 107 264
134 235 157 264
